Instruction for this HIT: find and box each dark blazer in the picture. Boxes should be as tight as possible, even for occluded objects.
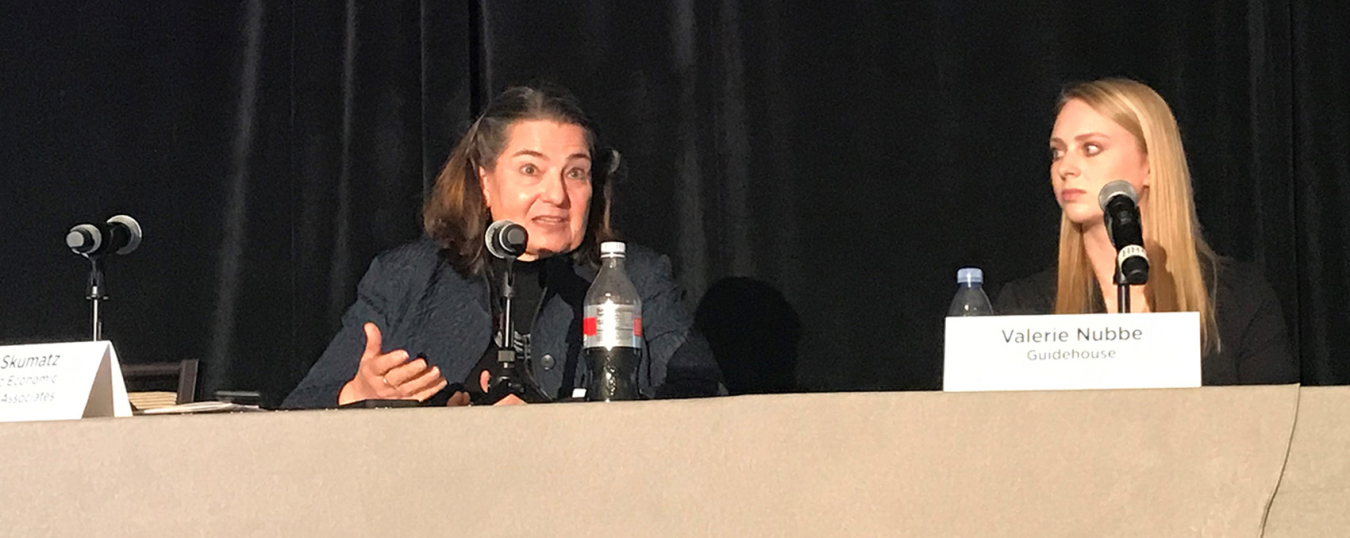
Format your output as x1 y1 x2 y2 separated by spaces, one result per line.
282 238 723 408
994 259 1299 386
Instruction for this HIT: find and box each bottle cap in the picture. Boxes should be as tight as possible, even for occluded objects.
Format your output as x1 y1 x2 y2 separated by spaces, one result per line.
956 267 983 285
600 241 626 255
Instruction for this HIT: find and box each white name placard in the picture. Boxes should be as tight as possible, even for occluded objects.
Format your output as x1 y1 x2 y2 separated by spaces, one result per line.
944 312 1201 392
0 341 132 422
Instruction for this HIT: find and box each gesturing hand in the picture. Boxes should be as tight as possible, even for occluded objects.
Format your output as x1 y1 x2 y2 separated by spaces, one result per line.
337 322 448 406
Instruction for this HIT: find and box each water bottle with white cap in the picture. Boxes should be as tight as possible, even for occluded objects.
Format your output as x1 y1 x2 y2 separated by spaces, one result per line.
582 241 643 401
947 267 994 316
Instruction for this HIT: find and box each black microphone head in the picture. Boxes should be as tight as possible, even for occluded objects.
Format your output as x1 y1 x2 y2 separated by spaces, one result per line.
485 220 528 259
1097 180 1138 211
1098 180 1140 249
106 215 142 255
67 224 102 255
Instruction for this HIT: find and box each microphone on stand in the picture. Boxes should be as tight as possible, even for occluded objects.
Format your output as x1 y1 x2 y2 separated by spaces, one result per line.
1098 181 1149 285
479 219 546 404
1098 181 1147 314
65 215 143 341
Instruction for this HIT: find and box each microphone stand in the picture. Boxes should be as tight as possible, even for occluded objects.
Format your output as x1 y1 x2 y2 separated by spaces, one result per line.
499 256 518 372
481 256 552 404
484 256 530 403
86 255 108 341
1115 266 1131 314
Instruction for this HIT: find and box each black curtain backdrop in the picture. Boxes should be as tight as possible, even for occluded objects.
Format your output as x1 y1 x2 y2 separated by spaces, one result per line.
2 1 1346 404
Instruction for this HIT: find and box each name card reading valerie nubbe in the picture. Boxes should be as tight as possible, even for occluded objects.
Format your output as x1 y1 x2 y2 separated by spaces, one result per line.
943 312 1201 392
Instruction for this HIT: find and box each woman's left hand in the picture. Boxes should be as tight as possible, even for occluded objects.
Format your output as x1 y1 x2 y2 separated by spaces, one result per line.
480 370 526 406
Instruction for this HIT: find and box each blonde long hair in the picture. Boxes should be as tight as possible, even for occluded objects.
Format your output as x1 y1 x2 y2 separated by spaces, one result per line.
1053 78 1219 352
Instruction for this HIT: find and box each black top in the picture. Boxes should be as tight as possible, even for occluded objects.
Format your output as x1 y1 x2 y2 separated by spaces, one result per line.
993 259 1299 386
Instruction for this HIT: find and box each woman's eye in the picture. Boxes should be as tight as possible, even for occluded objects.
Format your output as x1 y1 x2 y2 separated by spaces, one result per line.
520 164 538 175
1084 143 1102 156
1050 147 1063 161
567 167 590 180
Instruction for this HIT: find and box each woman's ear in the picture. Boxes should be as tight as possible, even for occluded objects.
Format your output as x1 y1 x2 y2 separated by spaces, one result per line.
478 166 492 208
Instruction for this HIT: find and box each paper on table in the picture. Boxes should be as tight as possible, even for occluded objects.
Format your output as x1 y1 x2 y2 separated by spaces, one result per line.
138 401 263 415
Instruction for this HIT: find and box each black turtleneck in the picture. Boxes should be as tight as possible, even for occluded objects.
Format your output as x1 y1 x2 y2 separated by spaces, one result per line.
495 256 545 350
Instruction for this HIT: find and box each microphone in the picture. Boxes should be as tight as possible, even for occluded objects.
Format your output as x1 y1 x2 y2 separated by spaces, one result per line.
1097 181 1148 285
66 215 143 257
484 219 528 259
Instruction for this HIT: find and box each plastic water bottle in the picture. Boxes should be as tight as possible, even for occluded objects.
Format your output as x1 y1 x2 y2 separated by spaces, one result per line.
583 241 643 401
947 267 994 316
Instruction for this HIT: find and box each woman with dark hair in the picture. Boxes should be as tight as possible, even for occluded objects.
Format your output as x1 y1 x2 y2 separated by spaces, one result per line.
996 78 1297 385
283 85 723 408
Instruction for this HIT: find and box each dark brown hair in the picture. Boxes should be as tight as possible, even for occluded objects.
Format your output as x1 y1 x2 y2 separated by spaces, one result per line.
423 84 619 277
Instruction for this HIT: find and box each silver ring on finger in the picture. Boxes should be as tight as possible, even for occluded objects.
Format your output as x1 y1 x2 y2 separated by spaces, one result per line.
381 375 393 388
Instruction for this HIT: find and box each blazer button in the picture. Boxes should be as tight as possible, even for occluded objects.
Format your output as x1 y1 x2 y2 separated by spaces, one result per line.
540 354 556 370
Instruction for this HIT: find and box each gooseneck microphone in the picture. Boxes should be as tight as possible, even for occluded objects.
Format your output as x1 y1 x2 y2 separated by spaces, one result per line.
67 215 143 257
1098 180 1149 286
485 219 528 259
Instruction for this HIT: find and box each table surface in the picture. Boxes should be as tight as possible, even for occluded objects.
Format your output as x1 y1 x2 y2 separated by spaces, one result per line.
0 384 1343 537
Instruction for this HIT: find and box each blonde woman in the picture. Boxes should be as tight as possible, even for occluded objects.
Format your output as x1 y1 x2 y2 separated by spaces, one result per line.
996 78 1298 385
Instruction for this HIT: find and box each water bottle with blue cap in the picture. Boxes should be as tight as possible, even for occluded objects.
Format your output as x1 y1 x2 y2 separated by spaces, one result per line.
947 267 994 316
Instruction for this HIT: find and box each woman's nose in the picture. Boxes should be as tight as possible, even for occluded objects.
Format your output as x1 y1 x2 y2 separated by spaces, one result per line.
1055 156 1080 181
539 171 567 204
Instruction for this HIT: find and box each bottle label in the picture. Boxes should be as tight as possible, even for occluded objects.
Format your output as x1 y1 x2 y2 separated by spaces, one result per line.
583 304 643 349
